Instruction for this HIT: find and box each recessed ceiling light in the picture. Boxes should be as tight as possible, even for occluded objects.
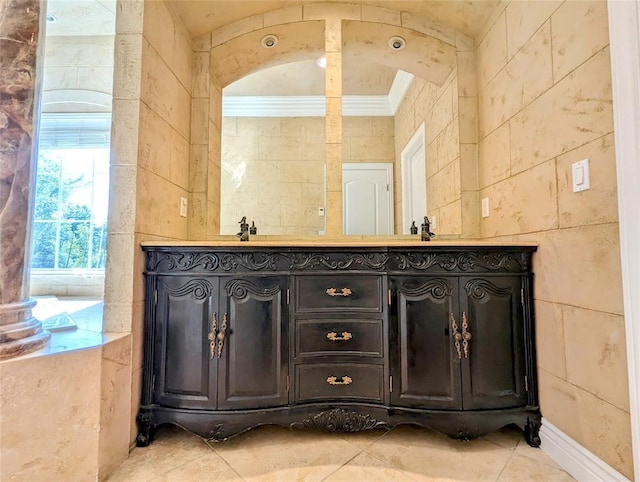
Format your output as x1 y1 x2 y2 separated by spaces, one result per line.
46 14 57 23
388 36 406 50
260 34 278 48
316 57 326 69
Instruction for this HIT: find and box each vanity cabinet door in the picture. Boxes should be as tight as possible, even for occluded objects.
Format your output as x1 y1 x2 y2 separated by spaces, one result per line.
459 276 528 410
389 276 462 409
216 276 289 410
153 276 219 409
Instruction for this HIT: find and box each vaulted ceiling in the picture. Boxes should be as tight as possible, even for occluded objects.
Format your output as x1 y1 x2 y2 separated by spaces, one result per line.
168 0 500 39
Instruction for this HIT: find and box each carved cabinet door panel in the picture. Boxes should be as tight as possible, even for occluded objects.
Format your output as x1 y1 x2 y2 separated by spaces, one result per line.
459 276 527 410
389 276 462 409
216 276 289 410
154 276 219 409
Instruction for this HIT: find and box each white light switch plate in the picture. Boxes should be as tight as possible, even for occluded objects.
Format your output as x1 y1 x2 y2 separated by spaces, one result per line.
572 159 590 192
179 197 188 217
481 197 490 218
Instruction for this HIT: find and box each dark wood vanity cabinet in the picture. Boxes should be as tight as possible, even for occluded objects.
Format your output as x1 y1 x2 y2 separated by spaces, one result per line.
150 275 288 413
137 244 540 448
389 276 527 411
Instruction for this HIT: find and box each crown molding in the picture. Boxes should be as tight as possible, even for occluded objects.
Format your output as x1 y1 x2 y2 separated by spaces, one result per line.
223 71 415 117
388 70 415 115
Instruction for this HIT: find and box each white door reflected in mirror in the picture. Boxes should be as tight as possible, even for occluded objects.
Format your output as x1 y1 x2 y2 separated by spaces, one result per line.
343 163 393 235
401 123 427 234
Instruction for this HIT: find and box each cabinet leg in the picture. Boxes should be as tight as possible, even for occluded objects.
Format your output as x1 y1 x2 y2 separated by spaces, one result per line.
136 412 155 447
524 417 542 448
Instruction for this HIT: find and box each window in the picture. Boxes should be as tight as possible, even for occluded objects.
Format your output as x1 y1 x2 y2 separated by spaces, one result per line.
31 114 110 270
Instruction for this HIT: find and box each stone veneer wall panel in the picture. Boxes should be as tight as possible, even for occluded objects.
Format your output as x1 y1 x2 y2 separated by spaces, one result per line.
475 1 630 477
0 348 101 480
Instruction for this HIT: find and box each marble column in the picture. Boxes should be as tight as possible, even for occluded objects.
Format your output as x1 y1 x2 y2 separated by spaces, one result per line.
0 0 50 359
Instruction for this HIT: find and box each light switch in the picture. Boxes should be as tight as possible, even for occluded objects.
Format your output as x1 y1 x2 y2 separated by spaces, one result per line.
572 159 590 192
481 197 490 218
179 197 188 217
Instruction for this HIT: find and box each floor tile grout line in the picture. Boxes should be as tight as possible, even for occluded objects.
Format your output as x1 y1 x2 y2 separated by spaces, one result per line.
493 445 517 481
205 440 247 481
318 447 365 482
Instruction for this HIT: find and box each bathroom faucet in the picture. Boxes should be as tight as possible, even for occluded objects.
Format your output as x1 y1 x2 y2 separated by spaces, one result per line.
237 216 249 241
421 216 435 241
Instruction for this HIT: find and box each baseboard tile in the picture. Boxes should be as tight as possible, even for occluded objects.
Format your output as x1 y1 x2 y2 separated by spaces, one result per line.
540 418 630 482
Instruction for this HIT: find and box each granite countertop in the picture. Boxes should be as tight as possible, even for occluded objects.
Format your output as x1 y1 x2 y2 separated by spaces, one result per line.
140 235 537 248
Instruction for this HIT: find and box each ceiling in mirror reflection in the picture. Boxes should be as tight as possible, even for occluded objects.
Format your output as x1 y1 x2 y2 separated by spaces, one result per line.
224 59 397 96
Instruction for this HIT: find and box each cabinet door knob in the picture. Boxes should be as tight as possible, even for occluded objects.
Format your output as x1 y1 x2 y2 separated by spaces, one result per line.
327 331 353 341
326 375 353 386
325 287 352 297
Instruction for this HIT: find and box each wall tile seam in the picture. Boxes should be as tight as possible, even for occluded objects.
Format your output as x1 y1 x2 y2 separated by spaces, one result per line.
138 99 191 145
399 13 456 48
506 13 559 63
165 4 195 53
504 129 615 182
538 367 631 416
473 0 509 49
477 43 612 135
141 35 193 96
549 43 611 89
476 15 555 95
136 166 191 193
480 222 622 245
533 296 625 320
133 232 186 242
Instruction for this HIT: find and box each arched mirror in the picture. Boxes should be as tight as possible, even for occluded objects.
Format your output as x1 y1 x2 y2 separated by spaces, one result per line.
215 22 327 237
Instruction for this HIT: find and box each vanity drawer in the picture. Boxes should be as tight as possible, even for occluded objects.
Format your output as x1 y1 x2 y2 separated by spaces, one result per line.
295 319 383 357
295 275 383 313
294 363 384 403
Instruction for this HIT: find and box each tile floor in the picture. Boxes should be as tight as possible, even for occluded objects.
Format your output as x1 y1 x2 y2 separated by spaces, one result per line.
107 424 575 481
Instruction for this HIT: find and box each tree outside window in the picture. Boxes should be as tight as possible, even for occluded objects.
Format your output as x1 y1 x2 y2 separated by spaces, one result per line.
32 148 109 270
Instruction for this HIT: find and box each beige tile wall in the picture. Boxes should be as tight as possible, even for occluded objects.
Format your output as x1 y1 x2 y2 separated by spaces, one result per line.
106 0 194 449
220 117 326 236
475 1 630 477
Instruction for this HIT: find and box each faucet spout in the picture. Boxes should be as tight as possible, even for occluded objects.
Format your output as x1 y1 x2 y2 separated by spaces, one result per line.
237 216 250 241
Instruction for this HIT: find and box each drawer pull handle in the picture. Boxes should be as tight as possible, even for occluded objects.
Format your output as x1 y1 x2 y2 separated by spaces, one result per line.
208 312 217 360
326 287 352 297
326 375 353 386
327 331 353 341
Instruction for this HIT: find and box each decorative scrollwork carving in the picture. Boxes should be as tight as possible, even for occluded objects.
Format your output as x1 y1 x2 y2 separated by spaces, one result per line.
290 253 388 271
290 253 338 270
393 253 440 270
352 253 389 270
291 408 382 432
397 278 453 299
146 249 528 273
224 279 281 299
163 279 214 300
392 252 522 272
220 253 279 271
464 279 513 299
